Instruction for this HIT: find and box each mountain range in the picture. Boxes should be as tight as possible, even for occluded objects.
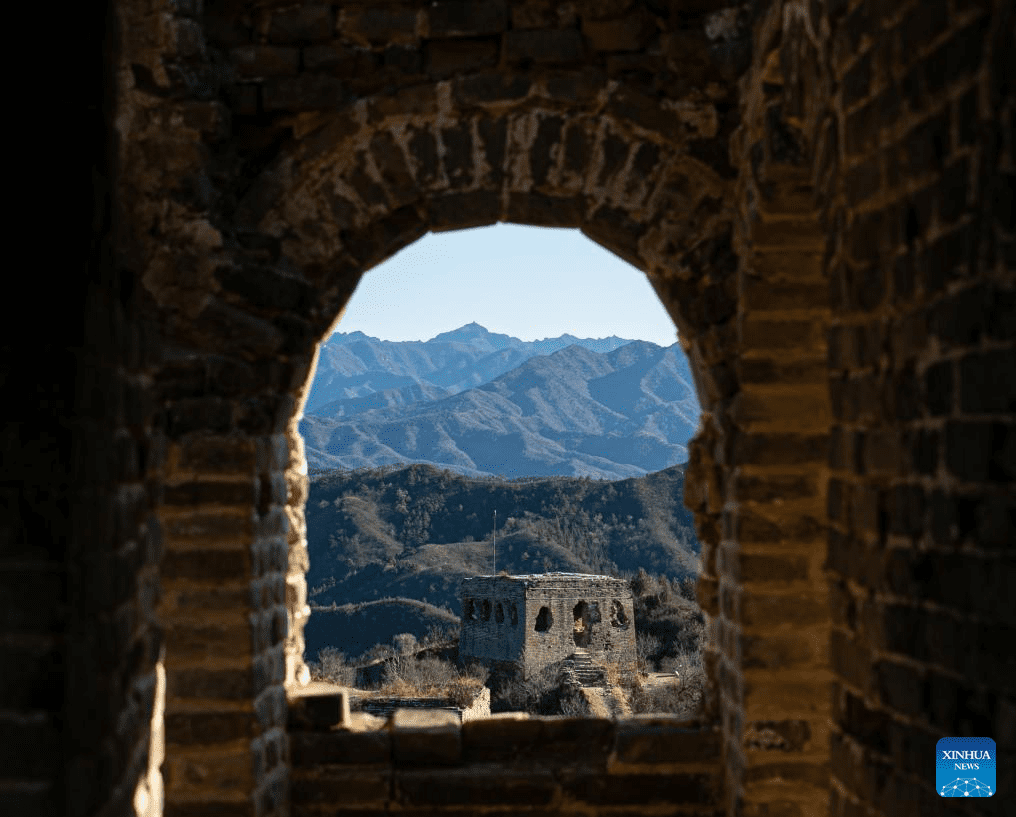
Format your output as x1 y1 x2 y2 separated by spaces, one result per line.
299 324 701 480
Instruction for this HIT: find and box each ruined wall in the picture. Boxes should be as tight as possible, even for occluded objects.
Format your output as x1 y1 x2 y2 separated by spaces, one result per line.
520 575 637 679
460 574 637 679
458 577 527 666
289 691 723 817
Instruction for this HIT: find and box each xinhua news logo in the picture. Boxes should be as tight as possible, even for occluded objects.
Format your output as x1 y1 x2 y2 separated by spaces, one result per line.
937 737 995 797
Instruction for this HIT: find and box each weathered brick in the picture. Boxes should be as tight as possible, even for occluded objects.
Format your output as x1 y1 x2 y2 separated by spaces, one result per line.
841 51 871 109
582 7 657 52
291 768 390 805
290 729 389 766
743 719 812 752
397 768 556 806
452 71 531 105
424 37 498 77
960 349 1016 413
267 6 332 44
898 2 950 60
740 592 828 627
734 432 829 466
925 15 989 95
505 29 584 64
165 710 258 745
302 40 362 74
844 157 880 206
425 1 507 37
262 74 344 112
530 114 564 187
340 5 419 46
440 121 474 188
611 723 721 764
904 112 949 176
230 45 300 78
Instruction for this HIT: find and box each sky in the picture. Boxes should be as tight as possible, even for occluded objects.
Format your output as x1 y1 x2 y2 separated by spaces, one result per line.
330 223 679 346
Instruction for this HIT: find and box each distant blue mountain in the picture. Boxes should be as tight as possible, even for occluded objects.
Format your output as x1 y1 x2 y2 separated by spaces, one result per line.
300 325 700 480
305 323 638 413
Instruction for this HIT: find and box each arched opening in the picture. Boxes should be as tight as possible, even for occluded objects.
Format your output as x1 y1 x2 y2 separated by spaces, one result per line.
573 600 592 648
509 603 518 628
495 602 504 624
464 599 476 622
297 223 704 686
610 599 629 628
160 40 812 814
534 606 553 633
480 599 491 621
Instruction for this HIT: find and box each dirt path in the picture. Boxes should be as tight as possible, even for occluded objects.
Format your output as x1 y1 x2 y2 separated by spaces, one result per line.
579 687 612 718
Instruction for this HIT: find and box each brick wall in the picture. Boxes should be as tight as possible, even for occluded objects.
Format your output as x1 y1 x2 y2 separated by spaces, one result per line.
459 577 528 667
1 2 1010 816
820 0 1016 813
289 691 724 816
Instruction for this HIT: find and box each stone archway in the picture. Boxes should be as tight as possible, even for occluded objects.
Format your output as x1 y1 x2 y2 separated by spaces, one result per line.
142 67 748 814
118 4 775 813
573 600 593 648
224 74 747 696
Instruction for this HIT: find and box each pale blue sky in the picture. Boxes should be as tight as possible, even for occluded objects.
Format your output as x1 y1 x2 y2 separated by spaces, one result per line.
331 223 679 346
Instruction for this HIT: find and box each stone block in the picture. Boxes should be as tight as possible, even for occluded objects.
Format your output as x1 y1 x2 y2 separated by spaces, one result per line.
165 710 259 746
230 45 300 78
262 74 344 112
563 770 719 805
426 190 501 231
395 767 556 806
302 40 362 74
340 5 419 47
391 709 460 765
830 631 869 692
507 192 585 229
290 767 389 805
163 479 256 510
288 690 349 731
582 206 646 269
453 71 532 105
960 349 1016 413
740 592 829 628
611 723 721 765
425 1 507 37
582 7 657 52
267 6 332 44
162 510 254 545
290 729 390 767
741 318 825 353
167 666 254 701
160 548 250 582
505 29 584 64
742 278 828 312
424 37 499 77
461 716 543 762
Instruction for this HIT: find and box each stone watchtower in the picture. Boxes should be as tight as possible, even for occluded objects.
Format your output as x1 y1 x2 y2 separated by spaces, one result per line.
459 573 636 681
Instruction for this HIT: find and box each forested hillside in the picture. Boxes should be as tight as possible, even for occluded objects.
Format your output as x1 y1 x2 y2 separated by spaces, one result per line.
303 462 701 660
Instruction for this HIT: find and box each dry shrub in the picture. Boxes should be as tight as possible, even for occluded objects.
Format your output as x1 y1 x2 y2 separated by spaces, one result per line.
629 663 706 717
374 654 487 705
446 677 485 708
310 647 356 686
